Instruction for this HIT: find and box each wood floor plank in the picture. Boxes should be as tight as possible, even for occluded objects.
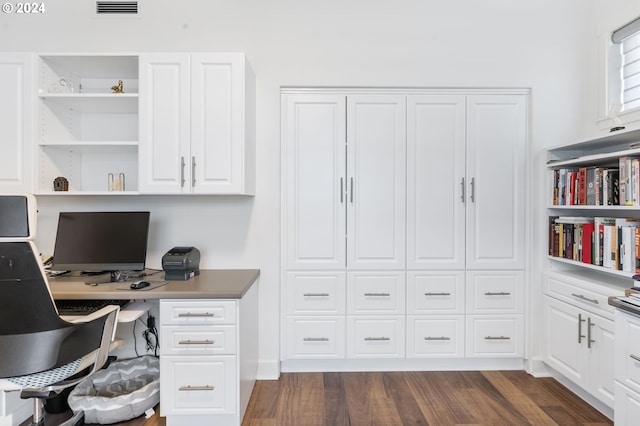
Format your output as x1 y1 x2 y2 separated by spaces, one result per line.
404 371 478 425
480 371 558 425
342 372 403 426
322 372 350 425
275 373 325 426
381 372 428 425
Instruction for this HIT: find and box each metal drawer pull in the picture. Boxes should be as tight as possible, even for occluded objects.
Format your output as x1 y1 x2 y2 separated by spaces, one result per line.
365 337 391 341
425 292 451 296
424 336 451 341
571 293 599 304
303 293 330 297
178 339 215 345
587 317 595 349
178 312 215 317
485 292 511 296
630 354 640 362
304 337 329 342
179 385 214 391
364 292 391 297
484 336 511 340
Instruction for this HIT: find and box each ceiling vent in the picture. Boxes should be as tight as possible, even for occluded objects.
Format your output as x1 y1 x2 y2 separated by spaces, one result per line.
96 1 138 15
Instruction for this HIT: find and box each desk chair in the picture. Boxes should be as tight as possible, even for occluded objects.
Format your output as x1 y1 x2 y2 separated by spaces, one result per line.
0 194 120 426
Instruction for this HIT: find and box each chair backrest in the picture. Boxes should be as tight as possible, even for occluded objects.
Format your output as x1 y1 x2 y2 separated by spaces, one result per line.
0 194 112 378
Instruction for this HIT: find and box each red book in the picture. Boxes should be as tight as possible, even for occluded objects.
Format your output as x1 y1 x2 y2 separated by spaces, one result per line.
581 223 594 264
578 167 587 205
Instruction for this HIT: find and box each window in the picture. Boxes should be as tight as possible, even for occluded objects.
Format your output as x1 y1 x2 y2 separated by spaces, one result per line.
619 31 640 112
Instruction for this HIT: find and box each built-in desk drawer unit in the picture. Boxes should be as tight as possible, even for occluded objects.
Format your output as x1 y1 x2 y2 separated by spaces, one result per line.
160 299 240 421
545 271 616 318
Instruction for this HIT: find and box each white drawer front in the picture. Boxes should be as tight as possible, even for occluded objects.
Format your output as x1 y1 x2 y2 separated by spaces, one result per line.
407 272 464 314
347 316 405 358
347 272 405 314
616 310 640 394
466 271 523 314
466 315 524 358
160 356 237 416
407 316 465 358
161 325 237 356
160 300 237 325
286 272 346 315
544 271 622 317
286 317 346 359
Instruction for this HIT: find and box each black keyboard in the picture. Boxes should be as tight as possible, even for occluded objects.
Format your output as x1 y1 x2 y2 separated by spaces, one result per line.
55 299 131 316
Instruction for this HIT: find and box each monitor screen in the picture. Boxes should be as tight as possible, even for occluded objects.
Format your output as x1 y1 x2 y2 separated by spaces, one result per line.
51 211 150 272
0 194 36 240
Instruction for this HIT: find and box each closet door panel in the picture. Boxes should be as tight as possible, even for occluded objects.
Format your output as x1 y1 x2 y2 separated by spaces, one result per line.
284 94 347 270
346 94 406 270
407 95 466 270
466 95 526 270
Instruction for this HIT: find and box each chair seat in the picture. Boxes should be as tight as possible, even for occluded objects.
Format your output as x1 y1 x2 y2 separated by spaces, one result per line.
6 358 83 389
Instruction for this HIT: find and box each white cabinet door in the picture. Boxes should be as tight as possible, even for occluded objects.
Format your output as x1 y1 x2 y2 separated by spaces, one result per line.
589 312 615 407
140 53 254 195
466 95 526 270
283 94 347 270
0 53 33 193
406 95 466 270
139 53 191 194
346 95 406 270
191 53 254 195
543 296 589 388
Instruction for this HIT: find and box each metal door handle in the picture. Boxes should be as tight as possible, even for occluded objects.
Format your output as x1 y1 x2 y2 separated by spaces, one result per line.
365 337 390 341
179 385 214 391
178 312 215 317
425 292 451 296
587 317 595 349
485 292 511 296
364 292 391 297
303 293 330 297
461 177 465 202
424 336 451 341
304 337 329 342
484 336 510 340
191 156 196 187
470 177 475 202
180 156 186 187
178 339 214 345
578 313 585 343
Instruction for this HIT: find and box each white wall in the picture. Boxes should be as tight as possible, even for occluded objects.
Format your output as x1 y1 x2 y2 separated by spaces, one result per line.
1 0 602 378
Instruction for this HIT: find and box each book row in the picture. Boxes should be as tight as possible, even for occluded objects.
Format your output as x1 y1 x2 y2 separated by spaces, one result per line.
549 216 640 272
550 156 640 206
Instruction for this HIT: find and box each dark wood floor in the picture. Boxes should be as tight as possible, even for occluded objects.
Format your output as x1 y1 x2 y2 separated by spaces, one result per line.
241 371 613 426
41 370 612 426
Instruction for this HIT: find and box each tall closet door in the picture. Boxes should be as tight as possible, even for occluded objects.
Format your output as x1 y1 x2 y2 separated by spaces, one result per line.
346 95 406 270
466 95 526 270
406 95 466 270
283 94 347 270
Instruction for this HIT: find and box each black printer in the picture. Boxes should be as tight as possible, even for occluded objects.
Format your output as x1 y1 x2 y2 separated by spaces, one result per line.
162 246 201 280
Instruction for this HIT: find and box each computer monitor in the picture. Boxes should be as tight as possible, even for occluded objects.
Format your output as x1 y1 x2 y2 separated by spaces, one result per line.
51 211 150 273
0 194 37 240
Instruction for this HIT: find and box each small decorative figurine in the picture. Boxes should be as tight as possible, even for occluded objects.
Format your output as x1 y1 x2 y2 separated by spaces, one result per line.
111 80 124 93
53 177 69 191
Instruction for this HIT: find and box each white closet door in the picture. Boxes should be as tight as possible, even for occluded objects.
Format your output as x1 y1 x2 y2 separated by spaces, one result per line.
346 94 406 270
466 94 526 270
406 95 466 270
283 94 347 270
139 53 191 194
0 54 33 193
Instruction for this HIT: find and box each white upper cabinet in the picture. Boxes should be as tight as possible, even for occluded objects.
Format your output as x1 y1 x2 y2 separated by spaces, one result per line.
283 93 406 270
139 53 255 195
466 95 526 270
0 53 34 193
407 95 466 270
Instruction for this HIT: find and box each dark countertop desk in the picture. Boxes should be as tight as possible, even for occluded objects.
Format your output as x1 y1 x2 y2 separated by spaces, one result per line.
48 269 260 300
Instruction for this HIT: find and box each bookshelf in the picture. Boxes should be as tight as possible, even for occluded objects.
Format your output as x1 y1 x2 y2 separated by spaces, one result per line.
547 128 640 278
